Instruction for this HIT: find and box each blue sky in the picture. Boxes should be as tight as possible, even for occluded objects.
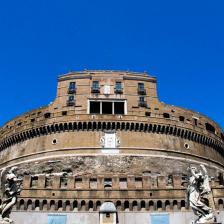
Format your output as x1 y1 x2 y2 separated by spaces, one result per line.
0 0 223 129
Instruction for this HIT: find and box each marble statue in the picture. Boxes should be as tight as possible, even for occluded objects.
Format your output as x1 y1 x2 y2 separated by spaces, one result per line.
0 167 22 224
187 164 216 223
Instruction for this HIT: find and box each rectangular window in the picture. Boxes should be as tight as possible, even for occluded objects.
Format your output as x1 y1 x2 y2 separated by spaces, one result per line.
90 178 97 189
67 95 75 106
90 101 100 114
138 82 146 95
135 177 143 189
92 81 100 93
119 178 127 189
114 102 124 114
139 96 147 107
60 176 68 188
75 178 82 189
89 100 126 115
115 82 123 93
68 82 76 93
30 176 38 188
102 102 112 114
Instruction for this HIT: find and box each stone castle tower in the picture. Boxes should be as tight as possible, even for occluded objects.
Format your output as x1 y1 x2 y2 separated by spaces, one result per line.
0 71 223 223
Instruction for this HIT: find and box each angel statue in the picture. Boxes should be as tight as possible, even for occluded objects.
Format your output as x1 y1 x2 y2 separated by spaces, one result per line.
187 164 215 223
0 167 23 224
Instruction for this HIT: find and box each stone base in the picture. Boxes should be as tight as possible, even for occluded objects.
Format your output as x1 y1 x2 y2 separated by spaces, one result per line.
0 220 14 224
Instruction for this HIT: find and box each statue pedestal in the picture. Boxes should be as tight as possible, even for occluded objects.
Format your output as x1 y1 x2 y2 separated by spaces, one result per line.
0 220 14 224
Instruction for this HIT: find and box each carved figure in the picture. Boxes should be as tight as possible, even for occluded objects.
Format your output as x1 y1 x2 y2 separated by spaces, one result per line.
187 164 215 223
0 167 22 223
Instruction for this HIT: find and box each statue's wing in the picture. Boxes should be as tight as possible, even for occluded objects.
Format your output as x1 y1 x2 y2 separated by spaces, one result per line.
0 168 7 195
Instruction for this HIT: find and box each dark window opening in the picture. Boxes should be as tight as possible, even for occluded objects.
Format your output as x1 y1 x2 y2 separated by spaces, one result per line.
60 176 68 188
104 177 112 190
67 95 75 106
179 116 185 122
44 113 51 119
138 83 146 95
114 102 124 114
90 101 100 114
205 122 215 133
91 81 100 93
106 213 110 218
68 82 76 94
31 118 35 122
30 176 38 187
102 102 112 114
115 82 123 93
62 111 67 116
138 97 147 107
193 118 198 126
145 112 151 117
221 133 224 141
163 113 170 119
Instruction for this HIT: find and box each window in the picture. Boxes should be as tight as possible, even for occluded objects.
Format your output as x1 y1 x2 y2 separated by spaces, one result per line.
102 102 113 114
193 118 198 126
115 82 123 93
104 178 112 189
163 113 170 119
179 116 185 122
67 95 75 106
44 112 51 118
91 81 100 93
90 101 100 114
145 112 151 117
68 82 76 94
90 178 97 189
62 111 67 116
114 102 124 114
138 83 146 95
75 178 82 189
205 122 215 133
138 97 147 107
30 176 38 188
119 178 127 189
89 101 126 115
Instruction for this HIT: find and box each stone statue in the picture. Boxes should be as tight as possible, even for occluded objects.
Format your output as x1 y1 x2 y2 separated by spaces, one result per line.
0 167 22 224
187 164 215 223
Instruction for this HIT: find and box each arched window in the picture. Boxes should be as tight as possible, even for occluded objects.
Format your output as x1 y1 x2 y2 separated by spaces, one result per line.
35 200 40 211
88 201 93 211
149 201 154 211
173 200 178 210
42 200 48 211
132 201 138 211
81 200 86 211
96 201 101 211
50 200 55 211
141 201 145 210
116 201 121 211
157 200 162 210
19 199 25 210
218 199 223 209
58 200 63 211
124 201 129 211
65 200 70 211
165 200 170 211
73 200 78 211
181 200 185 210
27 199 33 210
